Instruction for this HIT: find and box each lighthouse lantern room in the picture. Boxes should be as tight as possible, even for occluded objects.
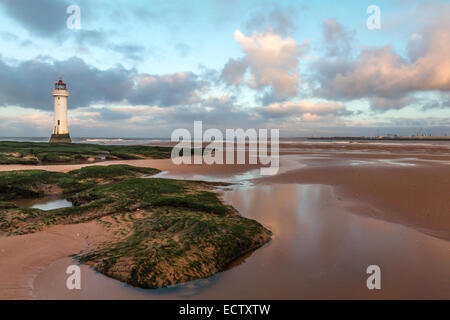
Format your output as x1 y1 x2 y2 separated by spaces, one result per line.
49 78 72 143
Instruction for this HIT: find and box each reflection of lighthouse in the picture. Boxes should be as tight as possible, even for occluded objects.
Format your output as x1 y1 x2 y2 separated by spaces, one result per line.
49 78 71 143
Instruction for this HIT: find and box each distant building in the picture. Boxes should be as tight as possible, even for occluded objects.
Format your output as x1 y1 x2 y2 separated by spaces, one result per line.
49 78 72 143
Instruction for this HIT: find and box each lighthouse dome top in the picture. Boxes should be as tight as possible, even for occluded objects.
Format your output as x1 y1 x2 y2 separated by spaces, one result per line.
55 78 67 90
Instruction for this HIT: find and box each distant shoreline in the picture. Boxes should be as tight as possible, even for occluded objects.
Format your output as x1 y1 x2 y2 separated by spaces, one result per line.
308 136 450 141
1 136 449 144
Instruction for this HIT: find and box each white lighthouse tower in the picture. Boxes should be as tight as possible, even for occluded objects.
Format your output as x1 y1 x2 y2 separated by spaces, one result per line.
49 78 72 143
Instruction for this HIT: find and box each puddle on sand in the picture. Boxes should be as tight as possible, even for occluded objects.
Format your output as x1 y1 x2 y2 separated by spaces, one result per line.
15 196 73 211
148 169 262 187
33 184 450 299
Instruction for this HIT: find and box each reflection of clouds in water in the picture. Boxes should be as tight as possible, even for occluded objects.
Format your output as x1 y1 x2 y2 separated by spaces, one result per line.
31 199 73 211
349 158 450 167
149 168 262 187
15 197 73 211
149 155 308 185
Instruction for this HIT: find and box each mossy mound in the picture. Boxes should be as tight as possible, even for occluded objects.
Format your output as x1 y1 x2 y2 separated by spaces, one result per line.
0 165 271 288
69 178 270 288
0 170 68 200
0 201 17 209
0 165 162 234
0 165 161 201
69 165 160 184
69 178 230 215
0 141 172 165
78 208 270 288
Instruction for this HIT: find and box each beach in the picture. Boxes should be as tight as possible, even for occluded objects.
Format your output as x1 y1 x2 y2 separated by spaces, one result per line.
0 141 449 299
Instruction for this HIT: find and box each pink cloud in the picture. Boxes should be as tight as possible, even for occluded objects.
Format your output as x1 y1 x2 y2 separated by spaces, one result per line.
315 7 450 110
221 30 310 98
261 100 348 117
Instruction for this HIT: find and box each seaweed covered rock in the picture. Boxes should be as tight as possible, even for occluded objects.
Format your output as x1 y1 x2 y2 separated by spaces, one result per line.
0 165 161 201
0 141 172 165
0 165 271 288
78 208 271 288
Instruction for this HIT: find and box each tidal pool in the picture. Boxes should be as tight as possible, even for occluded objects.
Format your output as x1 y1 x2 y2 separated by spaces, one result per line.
15 197 73 211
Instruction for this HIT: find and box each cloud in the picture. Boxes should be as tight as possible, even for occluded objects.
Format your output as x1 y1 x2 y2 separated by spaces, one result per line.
322 18 355 57
160 95 262 128
421 93 450 111
128 72 207 106
73 32 148 62
244 3 300 36
369 96 413 111
99 108 132 121
316 46 416 100
406 33 427 63
0 57 132 110
74 30 107 46
301 113 320 122
0 0 149 62
258 100 351 121
111 43 147 61
0 0 70 37
220 58 248 86
0 56 207 110
221 30 309 100
314 9 450 111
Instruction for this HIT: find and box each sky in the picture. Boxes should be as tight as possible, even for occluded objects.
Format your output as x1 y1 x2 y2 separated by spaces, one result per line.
0 0 449 138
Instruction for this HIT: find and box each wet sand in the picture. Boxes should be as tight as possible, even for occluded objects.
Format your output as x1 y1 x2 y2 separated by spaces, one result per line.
0 222 104 299
0 141 449 299
0 158 262 179
259 161 450 241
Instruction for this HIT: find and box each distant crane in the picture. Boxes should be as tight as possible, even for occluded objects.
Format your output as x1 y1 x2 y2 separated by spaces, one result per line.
416 128 423 137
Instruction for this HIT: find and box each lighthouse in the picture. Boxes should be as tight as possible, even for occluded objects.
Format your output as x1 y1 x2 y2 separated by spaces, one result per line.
49 78 72 143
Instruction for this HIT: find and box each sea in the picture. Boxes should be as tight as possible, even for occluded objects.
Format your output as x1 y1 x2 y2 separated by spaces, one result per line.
1 136 449 148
